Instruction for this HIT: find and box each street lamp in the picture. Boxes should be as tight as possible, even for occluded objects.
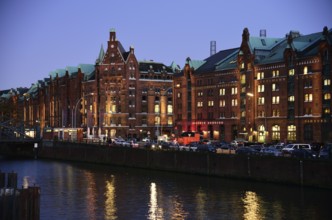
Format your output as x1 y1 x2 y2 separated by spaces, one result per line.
72 93 94 128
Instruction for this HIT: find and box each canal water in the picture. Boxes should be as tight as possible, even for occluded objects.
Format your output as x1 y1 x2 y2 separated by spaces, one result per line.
1 157 331 220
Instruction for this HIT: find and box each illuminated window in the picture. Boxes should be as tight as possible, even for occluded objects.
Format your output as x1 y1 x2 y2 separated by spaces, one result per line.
220 100 225 107
257 72 264 80
272 70 279 77
288 96 295 102
241 111 246 117
241 62 245 69
155 116 160 125
231 87 238 95
303 66 308 74
287 125 296 141
324 93 331 100
219 88 225 96
241 74 246 84
167 116 172 125
197 91 203 96
272 83 279 91
324 79 331 86
90 105 93 111
177 92 181 98
197 101 203 107
167 104 173 114
231 99 238 106
324 108 330 114
154 104 160 113
304 94 313 102
273 109 280 117
272 96 280 104
208 101 214 106
258 97 265 105
258 84 265 92
272 125 280 141
289 69 295 76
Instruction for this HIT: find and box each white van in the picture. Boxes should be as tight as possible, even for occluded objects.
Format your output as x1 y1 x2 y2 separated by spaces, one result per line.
282 143 311 155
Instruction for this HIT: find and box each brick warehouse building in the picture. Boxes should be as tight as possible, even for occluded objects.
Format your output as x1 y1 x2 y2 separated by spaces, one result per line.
173 27 332 143
0 29 179 141
1 27 331 143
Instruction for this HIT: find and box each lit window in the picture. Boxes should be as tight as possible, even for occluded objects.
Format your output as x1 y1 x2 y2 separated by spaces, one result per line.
167 116 172 125
324 79 331 86
197 101 203 107
257 72 264 80
272 125 280 141
288 96 295 102
241 111 246 117
304 94 313 102
258 97 265 105
272 70 279 77
219 88 225 96
272 96 280 104
289 69 295 76
303 66 308 74
197 91 203 97
177 92 181 98
324 108 330 114
272 83 279 91
231 99 238 106
273 109 280 117
287 125 296 141
231 87 238 95
241 62 245 69
219 100 225 107
258 84 265 92
155 116 160 125
154 104 160 113
208 101 214 106
324 93 331 100
167 104 173 114
241 74 246 84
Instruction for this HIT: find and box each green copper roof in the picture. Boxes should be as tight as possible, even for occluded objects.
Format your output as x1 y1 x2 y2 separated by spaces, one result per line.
189 60 206 70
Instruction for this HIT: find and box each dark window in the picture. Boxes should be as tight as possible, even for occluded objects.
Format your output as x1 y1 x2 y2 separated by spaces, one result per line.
304 124 313 141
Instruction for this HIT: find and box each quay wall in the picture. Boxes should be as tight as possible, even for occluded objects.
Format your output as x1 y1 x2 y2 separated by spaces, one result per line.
1 141 332 189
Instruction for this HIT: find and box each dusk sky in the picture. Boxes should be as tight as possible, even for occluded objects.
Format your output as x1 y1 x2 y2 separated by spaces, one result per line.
1 0 331 90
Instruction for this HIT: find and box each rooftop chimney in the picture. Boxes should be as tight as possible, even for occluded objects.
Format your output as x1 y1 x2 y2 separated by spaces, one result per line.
210 41 216 56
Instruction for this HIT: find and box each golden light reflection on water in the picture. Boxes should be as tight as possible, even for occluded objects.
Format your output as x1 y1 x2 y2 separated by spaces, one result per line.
195 188 208 220
148 182 164 220
105 175 117 220
242 191 263 220
84 171 97 220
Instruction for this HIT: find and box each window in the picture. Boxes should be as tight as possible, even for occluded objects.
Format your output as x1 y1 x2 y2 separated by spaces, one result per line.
272 96 280 104
219 88 225 96
324 93 331 100
219 100 225 107
258 84 265 92
272 125 280 141
154 104 160 113
197 113 202 120
231 87 238 95
272 83 279 91
241 111 246 117
272 70 279 77
303 66 308 74
231 99 238 106
197 101 203 107
324 79 331 86
304 80 312 88
177 92 181 98
207 78 213 85
258 97 265 105
304 94 313 102
208 112 214 119
197 91 203 97
288 96 295 102
219 112 225 118
241 74 246 84
272 109 280 117
241 62 245 69
208 101 214 106
289 69 295 76
167 116 173 125
304 107 312 115
207 89 214 96
155 116 160 125
257 72 264 80
287 125 296 141
167 104 173 114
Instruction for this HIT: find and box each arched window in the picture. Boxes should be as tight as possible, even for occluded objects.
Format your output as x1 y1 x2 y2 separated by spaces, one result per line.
258 125 266 143
287 125 296 141
272 125 280 141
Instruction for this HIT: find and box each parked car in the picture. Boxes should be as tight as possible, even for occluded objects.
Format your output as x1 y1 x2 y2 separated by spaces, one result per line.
291 148 316 159
260 147 282 157
282 143 311 155
318 146 331 159
235 147 259 155
196 144 216 153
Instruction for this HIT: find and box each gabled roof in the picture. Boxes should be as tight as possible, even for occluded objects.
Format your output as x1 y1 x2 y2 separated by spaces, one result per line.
195 48 239 73
139 61 174 73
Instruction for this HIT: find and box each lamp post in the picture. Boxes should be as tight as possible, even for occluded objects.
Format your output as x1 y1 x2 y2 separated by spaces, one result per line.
72 93 94 128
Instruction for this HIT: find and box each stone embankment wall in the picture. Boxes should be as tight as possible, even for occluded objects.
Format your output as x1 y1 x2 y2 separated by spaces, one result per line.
35 141 332 189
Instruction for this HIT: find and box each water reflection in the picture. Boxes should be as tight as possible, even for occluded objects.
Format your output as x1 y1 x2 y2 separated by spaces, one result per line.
0 159 331 220
105 175 117 220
